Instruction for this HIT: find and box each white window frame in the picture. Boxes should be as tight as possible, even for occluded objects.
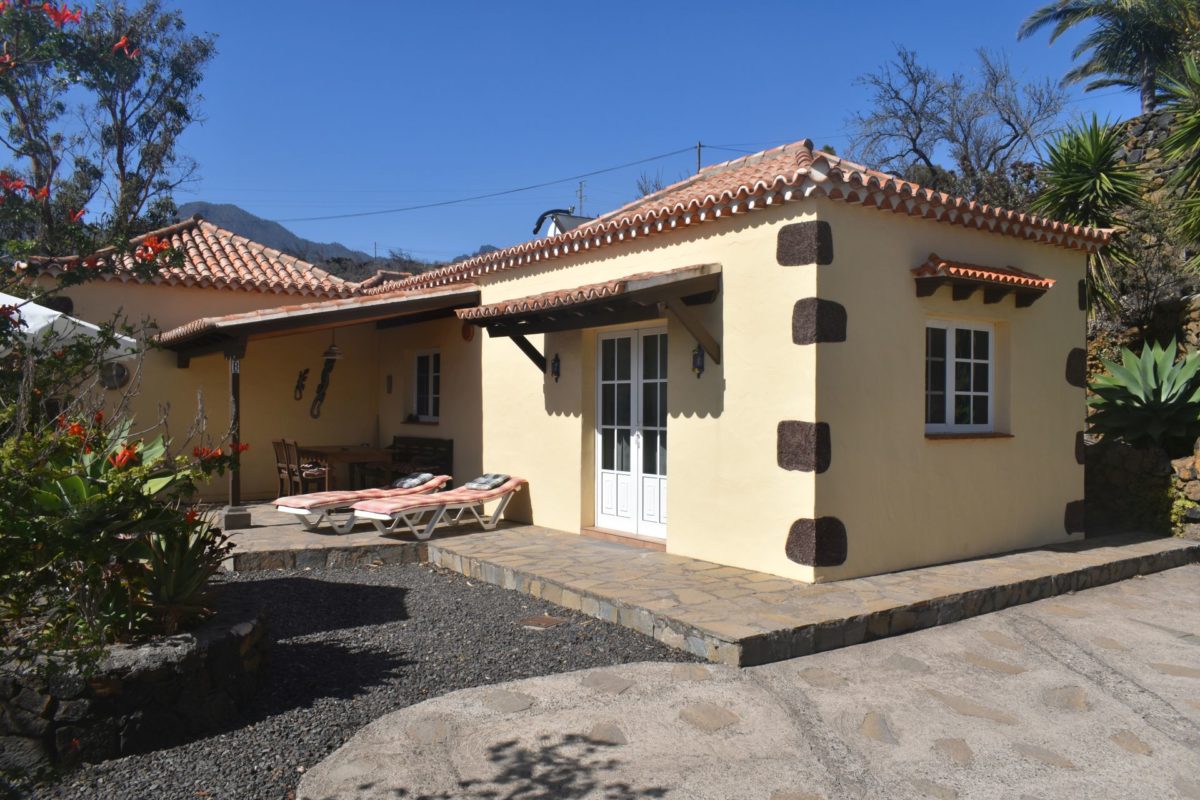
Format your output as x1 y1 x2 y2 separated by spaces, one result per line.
413 350 440 422
925 319 994 434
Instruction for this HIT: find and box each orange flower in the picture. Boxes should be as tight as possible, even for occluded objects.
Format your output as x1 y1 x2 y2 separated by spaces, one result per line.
107 443 138 469
42 3 80 27
66 422 85 438
32 185 48 201
233 442 250 453
69 207 85 223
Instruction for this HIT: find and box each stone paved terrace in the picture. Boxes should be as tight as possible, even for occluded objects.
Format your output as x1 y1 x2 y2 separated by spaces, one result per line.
426 529 1200 666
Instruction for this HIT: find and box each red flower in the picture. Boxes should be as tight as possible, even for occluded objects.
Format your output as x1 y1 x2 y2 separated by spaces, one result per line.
42 3 79 28
0 173 26 193
32 185 48 201
193 445 222 460
93 410 104 423
111 35 129 54
69 207 85 222
66 422 85 438
233 442 250 453
56 414 67 429
134 234 170 263
107 443 138 469
184 508 199 524
128 48 139 60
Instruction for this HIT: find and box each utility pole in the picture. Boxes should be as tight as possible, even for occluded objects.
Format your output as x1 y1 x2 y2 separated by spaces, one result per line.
696 141 702 173
576 180 586 215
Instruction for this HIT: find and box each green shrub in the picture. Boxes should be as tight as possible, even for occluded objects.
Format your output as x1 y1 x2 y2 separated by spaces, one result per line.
1088 338 1200 454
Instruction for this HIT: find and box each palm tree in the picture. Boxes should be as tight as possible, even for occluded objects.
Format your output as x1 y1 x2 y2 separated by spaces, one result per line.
1161 56 1200 254
1030 115 1146 311
1018 0 1200 114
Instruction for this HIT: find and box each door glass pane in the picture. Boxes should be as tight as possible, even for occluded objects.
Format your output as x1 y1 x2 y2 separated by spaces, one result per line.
617 338 631 381
617 384 631 427
601 429 614 470
643 336 658 380
658 384 667 427
660 335 668 378
616 429 630 471
601 385 614 426
643 430 658 475
642 383 656 430
659 431 667 476
955 328 970 358
973 330 988 358
602 339 614 381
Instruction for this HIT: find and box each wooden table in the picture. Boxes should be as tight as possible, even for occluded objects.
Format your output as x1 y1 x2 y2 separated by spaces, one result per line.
298 445 396 490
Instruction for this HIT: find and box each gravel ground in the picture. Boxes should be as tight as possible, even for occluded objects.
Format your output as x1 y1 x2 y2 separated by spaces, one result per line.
37 563 698 800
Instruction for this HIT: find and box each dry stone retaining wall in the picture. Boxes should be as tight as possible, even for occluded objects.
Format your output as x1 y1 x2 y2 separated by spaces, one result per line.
0 612 266 772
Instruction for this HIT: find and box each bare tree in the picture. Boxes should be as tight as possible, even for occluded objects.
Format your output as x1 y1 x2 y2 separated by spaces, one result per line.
635 169 667 198
848 47 1065 208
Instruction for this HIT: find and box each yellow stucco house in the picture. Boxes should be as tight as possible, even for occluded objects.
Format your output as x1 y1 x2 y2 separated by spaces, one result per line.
63 139 1108 583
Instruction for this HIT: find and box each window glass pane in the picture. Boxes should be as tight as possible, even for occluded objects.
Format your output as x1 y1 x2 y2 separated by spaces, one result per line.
660 335 668 378
602 339 614 381
926 392 945 424
643 336 657 380
642 383 656 430
433 373 440 396
973 363 988 392
972 395 988 425
643 430 658 475
955 362 970 392
616 429 630 472
417 393 429 418
432 397 440 419
973 330 988 359
617 338 631 381
659 431 667 476
658 384 667 428
601 429 614 470
955 328 971 358
617 384 631 427
954 395 970 424
927 327 946 359
929 358 946 391
416 354 429 381
601 385 614 426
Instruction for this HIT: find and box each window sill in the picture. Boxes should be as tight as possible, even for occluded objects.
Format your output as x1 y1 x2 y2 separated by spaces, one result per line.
402 420 440 426
925 432 1013 441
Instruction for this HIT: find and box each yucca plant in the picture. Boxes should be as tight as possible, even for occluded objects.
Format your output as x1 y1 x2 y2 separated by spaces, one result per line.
1030 115 1146 314
1088 338 1200 452
1161 56 1200 257
138 512 232 635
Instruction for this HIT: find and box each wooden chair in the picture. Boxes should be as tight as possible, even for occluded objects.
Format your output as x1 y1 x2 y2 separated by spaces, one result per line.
285 440 329 494
272 440 293 497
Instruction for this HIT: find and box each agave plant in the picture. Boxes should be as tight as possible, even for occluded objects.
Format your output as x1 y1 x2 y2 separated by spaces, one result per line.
138 512 233 635
1088 338 1200 452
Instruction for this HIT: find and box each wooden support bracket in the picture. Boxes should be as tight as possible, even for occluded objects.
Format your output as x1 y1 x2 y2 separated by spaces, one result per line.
509 333 547 373
659 298 721 365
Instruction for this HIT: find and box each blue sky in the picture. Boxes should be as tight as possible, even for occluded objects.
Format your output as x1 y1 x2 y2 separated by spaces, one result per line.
168 1 1137 262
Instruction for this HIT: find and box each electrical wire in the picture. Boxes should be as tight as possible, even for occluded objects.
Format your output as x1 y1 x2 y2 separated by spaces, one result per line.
273 145 695 223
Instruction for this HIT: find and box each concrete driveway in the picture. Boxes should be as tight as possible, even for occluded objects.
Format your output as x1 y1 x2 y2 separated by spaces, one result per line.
300 565 1200 799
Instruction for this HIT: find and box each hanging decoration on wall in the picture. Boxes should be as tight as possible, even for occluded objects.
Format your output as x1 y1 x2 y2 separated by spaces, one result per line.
309 330 344 419
293 368 310 400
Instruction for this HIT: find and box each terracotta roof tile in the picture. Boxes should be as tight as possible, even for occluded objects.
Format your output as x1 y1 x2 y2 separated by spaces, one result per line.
45 215 356 299
456 267 699 321
373 138 1109 294
912 253 1056 290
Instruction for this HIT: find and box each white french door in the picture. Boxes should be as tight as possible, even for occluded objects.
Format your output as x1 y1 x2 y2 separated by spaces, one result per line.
595 328 667 539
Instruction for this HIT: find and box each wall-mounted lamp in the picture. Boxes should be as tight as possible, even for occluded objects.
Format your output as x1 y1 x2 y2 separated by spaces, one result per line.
550 353 561 382
692 345 705 378
322 329 344 361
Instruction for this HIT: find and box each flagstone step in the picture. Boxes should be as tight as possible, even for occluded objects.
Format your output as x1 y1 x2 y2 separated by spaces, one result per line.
427 529 1200 666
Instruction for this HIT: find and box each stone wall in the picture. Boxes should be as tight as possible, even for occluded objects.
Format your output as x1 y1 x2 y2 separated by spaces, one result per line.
0 612 266 772
1084 437 1173 536
1170 442 1200 538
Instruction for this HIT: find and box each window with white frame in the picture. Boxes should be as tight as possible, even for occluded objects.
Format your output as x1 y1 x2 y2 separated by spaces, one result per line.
414 351 440 422
925 320 993 433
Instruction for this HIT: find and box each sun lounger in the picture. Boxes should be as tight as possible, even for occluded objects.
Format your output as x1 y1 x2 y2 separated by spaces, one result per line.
273 474 451 533
350 475 526 540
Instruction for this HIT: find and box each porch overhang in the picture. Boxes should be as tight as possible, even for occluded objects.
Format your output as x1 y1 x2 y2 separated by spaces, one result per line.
455 264 722 371
158 284 481 367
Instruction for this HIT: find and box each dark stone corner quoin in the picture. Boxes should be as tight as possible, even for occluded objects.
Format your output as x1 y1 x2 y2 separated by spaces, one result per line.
776 220 833 266
777 421 831 473
785 517 848 567
1066 348 1087 388
792 298 847 345
1065 500 1086 534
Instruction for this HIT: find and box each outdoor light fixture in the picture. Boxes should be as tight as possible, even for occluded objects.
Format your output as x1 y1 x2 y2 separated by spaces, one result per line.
692 344 705 378
322 329 344 361
550 353 561 382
